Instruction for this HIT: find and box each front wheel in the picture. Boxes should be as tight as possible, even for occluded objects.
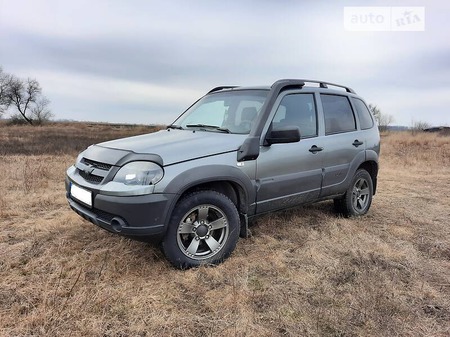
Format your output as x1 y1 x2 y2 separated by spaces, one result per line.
162 190 240 269
334 169 373 217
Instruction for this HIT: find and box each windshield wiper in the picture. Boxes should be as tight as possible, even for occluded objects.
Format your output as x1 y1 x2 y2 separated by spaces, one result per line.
186 124 231 133
167 124 183 130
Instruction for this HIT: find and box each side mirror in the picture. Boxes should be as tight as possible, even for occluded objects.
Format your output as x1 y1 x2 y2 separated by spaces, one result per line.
266 126 301 145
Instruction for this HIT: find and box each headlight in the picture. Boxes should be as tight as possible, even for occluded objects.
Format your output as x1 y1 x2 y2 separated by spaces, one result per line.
113 161 163 186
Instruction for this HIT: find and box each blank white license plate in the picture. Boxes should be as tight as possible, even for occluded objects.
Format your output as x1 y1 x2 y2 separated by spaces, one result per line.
71 183 92 207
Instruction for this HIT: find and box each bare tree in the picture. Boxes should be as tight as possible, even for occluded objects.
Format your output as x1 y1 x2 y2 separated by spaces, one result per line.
411 120 431 135
31 97 53 125
6 76 52 125
0 67 12 117
8 77 39 125
1 67 53 124
413 120 431 130
369 104 394 132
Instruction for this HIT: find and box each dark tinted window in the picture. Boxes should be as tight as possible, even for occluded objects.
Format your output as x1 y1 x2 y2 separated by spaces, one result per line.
321 94 356 134
272 93 317 138
352 98 374 129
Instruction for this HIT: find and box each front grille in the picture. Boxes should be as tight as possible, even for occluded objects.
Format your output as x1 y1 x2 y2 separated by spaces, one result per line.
77 157 113 185
79 170 104 184
81 158 112 171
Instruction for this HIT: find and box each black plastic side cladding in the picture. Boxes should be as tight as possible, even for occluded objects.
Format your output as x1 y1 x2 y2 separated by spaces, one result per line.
164 164 256 214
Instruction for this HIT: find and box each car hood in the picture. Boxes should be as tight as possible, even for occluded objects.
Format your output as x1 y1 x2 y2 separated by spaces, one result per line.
93 129 247 166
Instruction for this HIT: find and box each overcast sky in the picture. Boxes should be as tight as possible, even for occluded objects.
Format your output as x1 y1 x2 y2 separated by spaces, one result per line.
1 0 449 126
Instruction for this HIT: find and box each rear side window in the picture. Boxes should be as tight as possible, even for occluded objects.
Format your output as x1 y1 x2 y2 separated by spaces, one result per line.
352 98 374 129
321 94 356 135
272 93 317 138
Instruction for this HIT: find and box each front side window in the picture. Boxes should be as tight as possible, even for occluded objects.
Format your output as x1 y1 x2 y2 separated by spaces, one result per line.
174 90 268 134
272 93 317 138
321 94 356 135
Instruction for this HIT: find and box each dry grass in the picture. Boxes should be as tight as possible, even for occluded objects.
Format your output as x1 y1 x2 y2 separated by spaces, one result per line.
0 126 449 336
0 121 162 156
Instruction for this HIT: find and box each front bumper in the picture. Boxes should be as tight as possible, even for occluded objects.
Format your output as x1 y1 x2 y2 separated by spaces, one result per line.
65 176 175 241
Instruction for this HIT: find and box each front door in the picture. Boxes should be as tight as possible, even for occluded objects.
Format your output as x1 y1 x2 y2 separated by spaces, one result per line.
256 92 324 213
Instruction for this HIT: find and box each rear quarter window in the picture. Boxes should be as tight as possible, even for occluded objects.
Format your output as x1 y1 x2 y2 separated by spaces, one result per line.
352 98 374 130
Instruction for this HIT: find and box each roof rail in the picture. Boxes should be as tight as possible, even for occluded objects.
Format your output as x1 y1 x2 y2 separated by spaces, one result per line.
208 86 239 94
301 79 355 93
272 79 355 94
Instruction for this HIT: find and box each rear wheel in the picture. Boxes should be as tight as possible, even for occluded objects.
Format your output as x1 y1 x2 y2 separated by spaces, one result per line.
162 190 240 269
334 169 373 217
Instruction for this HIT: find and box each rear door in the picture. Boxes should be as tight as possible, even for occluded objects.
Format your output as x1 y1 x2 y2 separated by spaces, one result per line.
255 92 324 213
319 94 365 197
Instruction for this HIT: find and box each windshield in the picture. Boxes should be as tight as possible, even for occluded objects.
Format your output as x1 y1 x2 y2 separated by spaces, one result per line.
173 89 268 134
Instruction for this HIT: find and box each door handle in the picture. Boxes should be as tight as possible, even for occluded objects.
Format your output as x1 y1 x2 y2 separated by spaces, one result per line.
352 140 364 147
309 145 323 153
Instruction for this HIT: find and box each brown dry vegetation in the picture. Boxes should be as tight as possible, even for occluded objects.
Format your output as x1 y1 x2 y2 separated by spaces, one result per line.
0 125 449 337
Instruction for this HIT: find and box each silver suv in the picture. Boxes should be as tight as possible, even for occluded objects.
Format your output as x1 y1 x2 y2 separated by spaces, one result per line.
65 79 380 268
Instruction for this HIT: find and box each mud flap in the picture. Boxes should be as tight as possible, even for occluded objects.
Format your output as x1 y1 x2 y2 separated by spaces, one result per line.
239 213 252 238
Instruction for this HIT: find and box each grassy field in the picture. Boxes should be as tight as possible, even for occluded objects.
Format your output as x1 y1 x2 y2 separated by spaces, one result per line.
0 123 449 336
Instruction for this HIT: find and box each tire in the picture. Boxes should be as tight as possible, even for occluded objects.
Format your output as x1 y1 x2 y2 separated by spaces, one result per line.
162 190 240 269
334 169 373 217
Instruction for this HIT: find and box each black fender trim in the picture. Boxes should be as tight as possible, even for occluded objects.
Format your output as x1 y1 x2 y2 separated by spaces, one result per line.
335 150 379 197
365 149 379 164
164 164 256 218
364 150 379 194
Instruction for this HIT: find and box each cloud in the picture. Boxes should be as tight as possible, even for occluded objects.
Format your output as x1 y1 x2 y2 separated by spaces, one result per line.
0 0 449 125
31 70 203 123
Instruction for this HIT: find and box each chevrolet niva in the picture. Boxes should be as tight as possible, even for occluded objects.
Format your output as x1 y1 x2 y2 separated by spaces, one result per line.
66 79 380 268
